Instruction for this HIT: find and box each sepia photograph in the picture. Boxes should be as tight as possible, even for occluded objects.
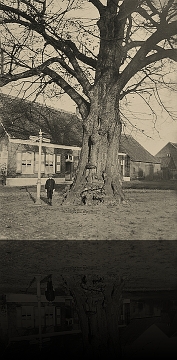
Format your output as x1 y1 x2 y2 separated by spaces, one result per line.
0 0 177 359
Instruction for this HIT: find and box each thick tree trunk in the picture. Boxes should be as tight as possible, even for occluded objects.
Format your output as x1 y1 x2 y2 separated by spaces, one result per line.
61 2 127 206
62 274 124 360
63 84 125 205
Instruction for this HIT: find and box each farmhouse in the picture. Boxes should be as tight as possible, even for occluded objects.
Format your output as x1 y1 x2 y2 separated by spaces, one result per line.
0 131 81 186
119 135 161 181
155 142 177 180
0 94 160 185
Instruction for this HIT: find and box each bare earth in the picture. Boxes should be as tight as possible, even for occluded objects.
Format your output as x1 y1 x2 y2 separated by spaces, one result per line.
0 186 177 240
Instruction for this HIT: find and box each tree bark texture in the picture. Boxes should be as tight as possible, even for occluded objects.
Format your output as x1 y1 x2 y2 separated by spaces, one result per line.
62 274 124 360
65 83 125 205
64 4 126 205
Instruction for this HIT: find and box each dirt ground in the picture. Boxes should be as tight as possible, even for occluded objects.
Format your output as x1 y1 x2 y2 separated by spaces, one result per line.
0 185 177 240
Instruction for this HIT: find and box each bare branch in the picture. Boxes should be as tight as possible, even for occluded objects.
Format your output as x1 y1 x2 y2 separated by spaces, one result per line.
42 66 89 113
163 0 176 16
142 48 177 67
0 47 92 98
0 4 97 92
125 15 133 46
65 39 97 69
120 20 177 90
0 3 34 23
56 46 92 94
89 0 106 14
137 6 159 27
145 0 160 16
117 0 143 20
124 40 145 52
20 0 40 15
0 57 65 86
120 74 149 99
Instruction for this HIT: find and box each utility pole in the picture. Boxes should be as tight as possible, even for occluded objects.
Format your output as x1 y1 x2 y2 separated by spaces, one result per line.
35 129 42 205
29 129 50 205
35 274 42 351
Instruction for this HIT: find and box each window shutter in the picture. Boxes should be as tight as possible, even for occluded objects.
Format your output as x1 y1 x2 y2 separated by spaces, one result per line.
16 152 22 173
56 154 61 173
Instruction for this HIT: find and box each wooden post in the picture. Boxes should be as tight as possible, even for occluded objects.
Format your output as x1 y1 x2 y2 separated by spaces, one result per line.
35 129 42 205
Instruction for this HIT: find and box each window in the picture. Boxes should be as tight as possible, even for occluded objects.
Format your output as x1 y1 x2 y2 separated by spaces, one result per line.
45 154 55 174
56 154 61 173
21 152 34 174
16 306 34 328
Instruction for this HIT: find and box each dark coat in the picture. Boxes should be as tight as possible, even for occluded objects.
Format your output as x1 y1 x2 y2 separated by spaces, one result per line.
45 178 55 192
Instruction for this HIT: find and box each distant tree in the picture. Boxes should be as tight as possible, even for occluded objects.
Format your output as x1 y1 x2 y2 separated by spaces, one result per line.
0 0 177 204
0 94 82 145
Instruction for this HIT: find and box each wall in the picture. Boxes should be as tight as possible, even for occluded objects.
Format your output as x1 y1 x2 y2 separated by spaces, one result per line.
130 161 161 180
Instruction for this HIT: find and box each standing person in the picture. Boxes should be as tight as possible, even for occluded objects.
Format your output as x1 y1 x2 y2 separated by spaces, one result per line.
45 174 55 205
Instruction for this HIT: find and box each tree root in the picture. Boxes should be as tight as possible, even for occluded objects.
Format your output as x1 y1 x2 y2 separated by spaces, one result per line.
81 185 105 205
61 182 127 206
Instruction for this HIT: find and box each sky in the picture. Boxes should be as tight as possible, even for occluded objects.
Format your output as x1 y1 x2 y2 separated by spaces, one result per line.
0 0 177 156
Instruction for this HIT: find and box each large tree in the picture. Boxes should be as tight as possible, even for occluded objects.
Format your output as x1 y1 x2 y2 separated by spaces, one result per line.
0 0 177 204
